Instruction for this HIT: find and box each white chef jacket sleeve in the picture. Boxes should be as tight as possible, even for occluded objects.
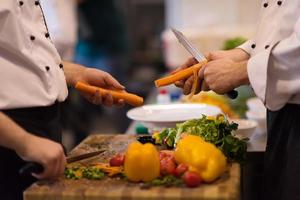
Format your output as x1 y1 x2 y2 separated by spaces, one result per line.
248 16 300 111
236 39 255 55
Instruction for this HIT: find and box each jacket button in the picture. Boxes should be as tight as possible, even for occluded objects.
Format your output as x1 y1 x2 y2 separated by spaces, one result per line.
35 1 40 6
45 33 50 38
45 66 50 71
265 45 270 49
30 35 35 41
263 3 268 7
251 44 256 49
277 1 282 5
19 1 24 6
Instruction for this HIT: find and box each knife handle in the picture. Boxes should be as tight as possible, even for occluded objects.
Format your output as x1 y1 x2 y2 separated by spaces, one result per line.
227 90 238 99
19 162 44 177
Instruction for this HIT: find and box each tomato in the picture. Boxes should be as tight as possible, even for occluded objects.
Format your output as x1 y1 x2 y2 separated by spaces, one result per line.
159 152 168 160
174 163 188 177
160 157 176 176
109 154 125 167
182 171 202 187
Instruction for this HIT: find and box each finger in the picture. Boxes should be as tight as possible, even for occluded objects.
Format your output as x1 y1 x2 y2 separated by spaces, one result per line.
116 99 125 107
174 80 185 88
32 162 53 180
103 92 113 107
194 76 202 94
205 52 212 61
183 76 194 95
52 156 61 177
103 73 125 90
201 80 210 91
58 154 67 176
92 90 103 105
198 66 205 81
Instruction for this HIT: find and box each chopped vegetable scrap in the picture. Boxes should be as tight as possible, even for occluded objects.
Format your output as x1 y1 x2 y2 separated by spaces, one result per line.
65 166 105 180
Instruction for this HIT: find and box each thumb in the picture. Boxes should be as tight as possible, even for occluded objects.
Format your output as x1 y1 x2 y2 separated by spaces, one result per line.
103 73 125 90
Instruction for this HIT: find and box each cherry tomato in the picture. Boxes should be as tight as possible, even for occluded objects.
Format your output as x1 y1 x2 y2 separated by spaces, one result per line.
160 157 176 176
182 171 202 187
109 154 125 167
174 163 189 177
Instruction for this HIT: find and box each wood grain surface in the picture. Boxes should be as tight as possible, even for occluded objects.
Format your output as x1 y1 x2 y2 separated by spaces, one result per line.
24 134 240 200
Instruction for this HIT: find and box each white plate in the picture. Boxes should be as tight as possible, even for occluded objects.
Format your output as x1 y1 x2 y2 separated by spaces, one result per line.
127 103 221 129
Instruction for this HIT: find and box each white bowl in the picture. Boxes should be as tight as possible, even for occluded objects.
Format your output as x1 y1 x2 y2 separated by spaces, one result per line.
127 103 222 130
246 111 267 134
231 119 258 139
246 97 266 112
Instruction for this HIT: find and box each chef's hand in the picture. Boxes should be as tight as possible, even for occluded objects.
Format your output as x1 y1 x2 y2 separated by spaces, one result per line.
64 62 125 107
174 49 250 95
206 49 250 62
201 59 249 94
16 133 66 180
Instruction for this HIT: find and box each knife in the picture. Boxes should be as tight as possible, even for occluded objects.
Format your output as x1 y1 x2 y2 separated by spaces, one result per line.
19 149 106 177
171 28 238 99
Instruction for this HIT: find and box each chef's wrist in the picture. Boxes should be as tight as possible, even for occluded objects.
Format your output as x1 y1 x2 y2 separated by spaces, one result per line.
62 61 86 87
229 48 250 62
234 61 250 87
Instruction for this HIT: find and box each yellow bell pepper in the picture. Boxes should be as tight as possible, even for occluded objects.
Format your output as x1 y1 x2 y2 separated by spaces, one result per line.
124 142 160 182
174 135 227 182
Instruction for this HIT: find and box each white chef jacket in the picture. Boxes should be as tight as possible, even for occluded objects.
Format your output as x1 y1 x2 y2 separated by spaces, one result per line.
0 0 68 110
238 0 300 111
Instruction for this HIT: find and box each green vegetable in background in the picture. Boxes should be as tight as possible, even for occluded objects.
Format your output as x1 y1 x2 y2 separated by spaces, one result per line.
223 37 247 50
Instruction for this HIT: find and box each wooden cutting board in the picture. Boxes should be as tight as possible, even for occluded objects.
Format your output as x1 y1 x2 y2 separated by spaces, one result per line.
24 134 240 200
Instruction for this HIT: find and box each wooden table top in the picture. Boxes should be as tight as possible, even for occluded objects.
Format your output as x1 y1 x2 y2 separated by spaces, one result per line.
24 134 240 200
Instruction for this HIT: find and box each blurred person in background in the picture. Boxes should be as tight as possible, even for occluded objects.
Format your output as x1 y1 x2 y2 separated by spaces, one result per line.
175 1 300 199
41 0 78 61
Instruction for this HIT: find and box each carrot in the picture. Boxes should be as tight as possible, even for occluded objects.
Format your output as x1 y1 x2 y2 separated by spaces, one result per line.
75 82 144 107
154 60 207 87
188 67 199 99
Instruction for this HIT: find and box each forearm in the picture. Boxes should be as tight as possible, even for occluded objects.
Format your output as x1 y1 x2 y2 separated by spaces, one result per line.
235 60 250 87
62 61 85 87
0 112 31 153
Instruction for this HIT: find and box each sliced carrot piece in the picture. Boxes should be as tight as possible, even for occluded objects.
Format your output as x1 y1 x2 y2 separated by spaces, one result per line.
75 82 144 107
154 60 207 88
188 68 199 100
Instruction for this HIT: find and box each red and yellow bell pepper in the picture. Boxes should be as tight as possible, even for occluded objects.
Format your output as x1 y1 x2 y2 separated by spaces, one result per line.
124 142 160 182
174 135 227 182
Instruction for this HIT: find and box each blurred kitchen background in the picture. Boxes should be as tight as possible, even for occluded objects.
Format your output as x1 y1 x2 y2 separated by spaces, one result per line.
41 0 264 150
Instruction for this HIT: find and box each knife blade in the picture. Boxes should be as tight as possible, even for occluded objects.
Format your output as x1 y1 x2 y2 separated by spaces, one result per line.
171 28 238 99
19 149 106 177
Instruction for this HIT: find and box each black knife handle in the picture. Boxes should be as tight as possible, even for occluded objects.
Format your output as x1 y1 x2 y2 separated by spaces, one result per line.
19 162 44 177
227 90 238 99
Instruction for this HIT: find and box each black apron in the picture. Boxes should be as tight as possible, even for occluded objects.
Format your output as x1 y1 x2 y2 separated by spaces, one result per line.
263 104 300 200
0 103 62 200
